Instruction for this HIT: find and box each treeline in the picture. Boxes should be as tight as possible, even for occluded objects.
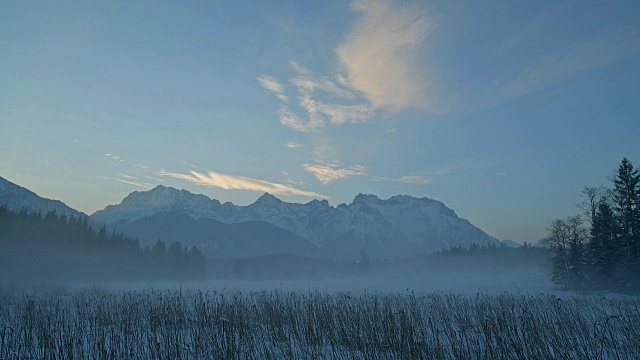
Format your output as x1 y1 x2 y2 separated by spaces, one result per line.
545 158 640 292
433 242 546 262
0 206 206 283
399 243 548 275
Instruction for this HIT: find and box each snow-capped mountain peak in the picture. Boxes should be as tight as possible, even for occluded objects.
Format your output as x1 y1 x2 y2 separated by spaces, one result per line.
252 193 282 206
306 199 331 209
92 185 220 224
351 193 380 205
91 187 500 258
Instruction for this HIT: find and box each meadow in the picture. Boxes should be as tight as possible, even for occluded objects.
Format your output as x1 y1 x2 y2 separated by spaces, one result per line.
1 287 639 359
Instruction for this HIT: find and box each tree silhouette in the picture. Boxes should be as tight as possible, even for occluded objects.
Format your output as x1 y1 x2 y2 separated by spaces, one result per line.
0 206 206 282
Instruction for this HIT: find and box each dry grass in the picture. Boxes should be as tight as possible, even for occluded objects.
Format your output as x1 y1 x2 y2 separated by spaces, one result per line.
1 287 639 359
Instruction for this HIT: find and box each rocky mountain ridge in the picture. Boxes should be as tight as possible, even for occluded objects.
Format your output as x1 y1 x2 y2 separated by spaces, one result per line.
92 185 500 258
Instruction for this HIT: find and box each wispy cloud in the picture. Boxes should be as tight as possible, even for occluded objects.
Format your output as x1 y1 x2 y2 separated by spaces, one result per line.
429 168 451 176
489 29 640 105
261 60 375 132
303 163 366 185
181 160 200 169
158 169 328 198
286 142 302 149
145 175 164 182
335 0 434 112
118 173 138 180
257 75 289 102
373 175 430 185
278 107 324 132
287 179 307 186
289 60 356 100
116 179 154 189
260 0 435 132
314 102 373 124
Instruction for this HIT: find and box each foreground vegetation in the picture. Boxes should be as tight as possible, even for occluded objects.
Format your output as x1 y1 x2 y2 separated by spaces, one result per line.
1 287 638 359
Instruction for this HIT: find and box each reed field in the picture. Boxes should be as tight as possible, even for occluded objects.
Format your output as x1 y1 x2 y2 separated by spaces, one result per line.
1 287 639 359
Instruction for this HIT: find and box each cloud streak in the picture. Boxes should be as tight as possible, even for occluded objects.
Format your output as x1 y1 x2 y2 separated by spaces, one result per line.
116 179 154 189
373 175 430 185
286 142 302 149
118 174 138 180
257 75 289 102
304 163 366 185
158 169 328 198
490 34 640 104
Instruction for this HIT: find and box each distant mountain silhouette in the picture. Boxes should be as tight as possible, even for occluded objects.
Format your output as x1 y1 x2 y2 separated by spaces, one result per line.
117 211 319 258
0 176 87 219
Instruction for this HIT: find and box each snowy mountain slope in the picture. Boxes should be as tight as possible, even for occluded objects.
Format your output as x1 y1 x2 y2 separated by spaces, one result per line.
92 186 500 258
0 176 87 219
92 185 220 225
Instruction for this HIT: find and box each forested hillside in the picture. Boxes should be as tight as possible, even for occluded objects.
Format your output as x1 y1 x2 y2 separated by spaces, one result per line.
0 206 205 283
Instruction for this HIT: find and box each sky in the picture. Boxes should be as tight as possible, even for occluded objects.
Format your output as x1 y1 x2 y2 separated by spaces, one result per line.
1 0 639 244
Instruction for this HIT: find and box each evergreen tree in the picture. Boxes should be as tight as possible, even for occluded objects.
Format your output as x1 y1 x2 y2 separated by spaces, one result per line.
187 246 206 276
97 226 108 247
612 158 640 288
151 240 167 261
167 241 186 274
589 199 619 289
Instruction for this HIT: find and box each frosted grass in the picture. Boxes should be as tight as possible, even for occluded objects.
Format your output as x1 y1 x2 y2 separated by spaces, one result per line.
1 287 639 359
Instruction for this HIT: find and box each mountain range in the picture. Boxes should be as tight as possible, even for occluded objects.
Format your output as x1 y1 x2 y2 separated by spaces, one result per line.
91 185 501 259
1 177 504 259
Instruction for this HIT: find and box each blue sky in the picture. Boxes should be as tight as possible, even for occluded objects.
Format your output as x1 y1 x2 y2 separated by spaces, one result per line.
1 0 639 243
